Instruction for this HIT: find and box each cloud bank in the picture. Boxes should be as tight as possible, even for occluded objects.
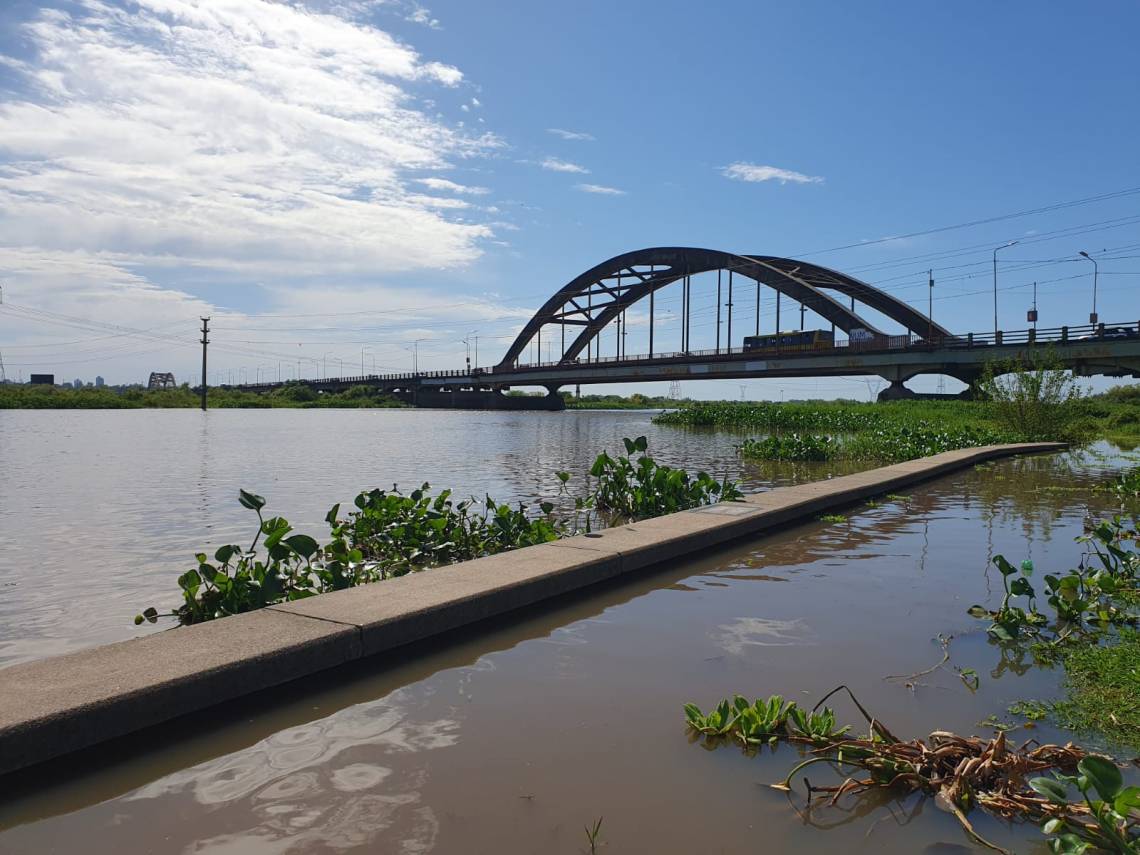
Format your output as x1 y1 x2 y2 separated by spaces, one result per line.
0 0 502 283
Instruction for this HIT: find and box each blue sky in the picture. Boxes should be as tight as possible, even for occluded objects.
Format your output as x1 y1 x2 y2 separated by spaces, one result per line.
0 0 1137 397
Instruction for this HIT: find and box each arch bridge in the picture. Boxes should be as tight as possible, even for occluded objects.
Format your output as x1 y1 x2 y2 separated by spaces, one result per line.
499 247 951 371
229 247 1140 407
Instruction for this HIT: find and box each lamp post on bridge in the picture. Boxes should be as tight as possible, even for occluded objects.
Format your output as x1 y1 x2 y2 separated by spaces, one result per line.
462 330 478 373
1079 251 1099 324
992 240 1019 337
361 346 370 376
406 338 427 375
927 269 934 342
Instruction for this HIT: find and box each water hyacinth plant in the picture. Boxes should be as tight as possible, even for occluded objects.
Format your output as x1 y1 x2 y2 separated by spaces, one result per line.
685 687 1133 854
589 435 743 520
138 438 742 626
967 517 1140 643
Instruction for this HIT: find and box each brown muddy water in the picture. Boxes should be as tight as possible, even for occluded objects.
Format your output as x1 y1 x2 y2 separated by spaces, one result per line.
0 408 869 666
1 442 1136 854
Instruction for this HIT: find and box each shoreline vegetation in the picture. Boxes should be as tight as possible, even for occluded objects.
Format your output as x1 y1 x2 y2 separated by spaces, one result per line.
136 436 741 626
654 383 1140 460
0 382 406 409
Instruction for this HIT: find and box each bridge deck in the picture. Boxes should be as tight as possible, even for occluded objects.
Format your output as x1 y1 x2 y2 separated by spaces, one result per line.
224 321 1140 395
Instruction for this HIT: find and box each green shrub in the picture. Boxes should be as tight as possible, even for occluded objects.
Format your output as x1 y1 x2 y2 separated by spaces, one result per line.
976 350 1089 442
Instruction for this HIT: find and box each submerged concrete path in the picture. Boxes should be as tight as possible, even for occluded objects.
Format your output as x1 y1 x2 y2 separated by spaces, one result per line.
0 443 1064 777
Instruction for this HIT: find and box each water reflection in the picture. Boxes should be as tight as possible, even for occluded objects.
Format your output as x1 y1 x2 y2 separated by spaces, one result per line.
715 616 811 653
114 690 458 854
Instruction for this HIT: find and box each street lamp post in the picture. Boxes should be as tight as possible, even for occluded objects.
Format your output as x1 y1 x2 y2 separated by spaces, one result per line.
405 338 427 374
360 346 370 376
992 240 1019 337
462 330 478 373
927 269 934 341
1079 251 1099 324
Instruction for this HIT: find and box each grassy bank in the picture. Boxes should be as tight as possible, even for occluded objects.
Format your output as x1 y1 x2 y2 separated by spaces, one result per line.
0 382 407 409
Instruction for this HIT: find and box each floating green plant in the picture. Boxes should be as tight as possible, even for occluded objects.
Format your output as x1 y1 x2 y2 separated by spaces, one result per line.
137 438 743 626
684 686 1132 854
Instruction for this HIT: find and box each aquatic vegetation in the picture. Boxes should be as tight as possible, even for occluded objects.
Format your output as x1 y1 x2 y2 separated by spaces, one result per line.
340 486 561 578
684 694 820 748
589 435 743 520
786 705 850 744
1030 755 1139 853
655 400 881 432
738 421 1014 463
968 519 1140 643
1008 700 1051 722
583 817 604 854
138 438 742 625
1102 467 1140 503
968 556 1047 642
962 519 1140 754
1051 629 1140 752
842 422 1015 462
739 433 837 461
684 688 1130 855
682 699 739 736
684 686 1120 854
818 513 847 523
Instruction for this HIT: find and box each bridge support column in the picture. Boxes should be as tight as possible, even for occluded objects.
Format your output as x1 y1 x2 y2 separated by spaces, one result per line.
877 380 917 402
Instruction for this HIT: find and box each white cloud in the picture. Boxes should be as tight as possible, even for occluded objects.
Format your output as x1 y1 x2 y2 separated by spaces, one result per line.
575 183 625 196
416 177 490 194
720 163 824 185
0 0 499 280
540 157 589 174
547 128 594 141
406 6 442 29
0 0 519 381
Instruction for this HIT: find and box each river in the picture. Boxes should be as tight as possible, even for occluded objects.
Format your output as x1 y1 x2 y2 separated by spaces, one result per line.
0 408 865 667
0 409 1134 853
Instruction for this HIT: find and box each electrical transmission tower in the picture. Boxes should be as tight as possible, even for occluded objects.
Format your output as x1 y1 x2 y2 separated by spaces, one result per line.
669 380 682 400
0 351 6 383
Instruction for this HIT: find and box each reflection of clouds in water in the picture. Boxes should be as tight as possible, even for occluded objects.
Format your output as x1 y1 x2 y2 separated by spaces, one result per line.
185 796 438 855
715 617 811 654
125 690 455 853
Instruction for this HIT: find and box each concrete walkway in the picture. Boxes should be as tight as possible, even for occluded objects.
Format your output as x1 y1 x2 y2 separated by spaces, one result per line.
0 443 1065 777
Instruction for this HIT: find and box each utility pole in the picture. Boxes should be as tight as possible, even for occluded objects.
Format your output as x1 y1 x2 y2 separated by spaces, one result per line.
928 269 934 341
199 317 210 411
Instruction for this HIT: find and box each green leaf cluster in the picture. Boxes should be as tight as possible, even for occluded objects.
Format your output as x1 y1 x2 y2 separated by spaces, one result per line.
137 438 744 626
683 694 847 748
1030 755 1139 853
588 436 743 520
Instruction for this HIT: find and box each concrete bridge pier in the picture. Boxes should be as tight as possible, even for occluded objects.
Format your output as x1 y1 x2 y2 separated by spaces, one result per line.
876 365 985 402
876 365 921 401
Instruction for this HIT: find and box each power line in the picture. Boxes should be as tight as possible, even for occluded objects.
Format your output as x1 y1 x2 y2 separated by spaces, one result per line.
795 185 1140 257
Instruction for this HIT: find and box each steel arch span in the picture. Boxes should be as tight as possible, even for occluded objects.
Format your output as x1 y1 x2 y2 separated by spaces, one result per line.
497 247 952 370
